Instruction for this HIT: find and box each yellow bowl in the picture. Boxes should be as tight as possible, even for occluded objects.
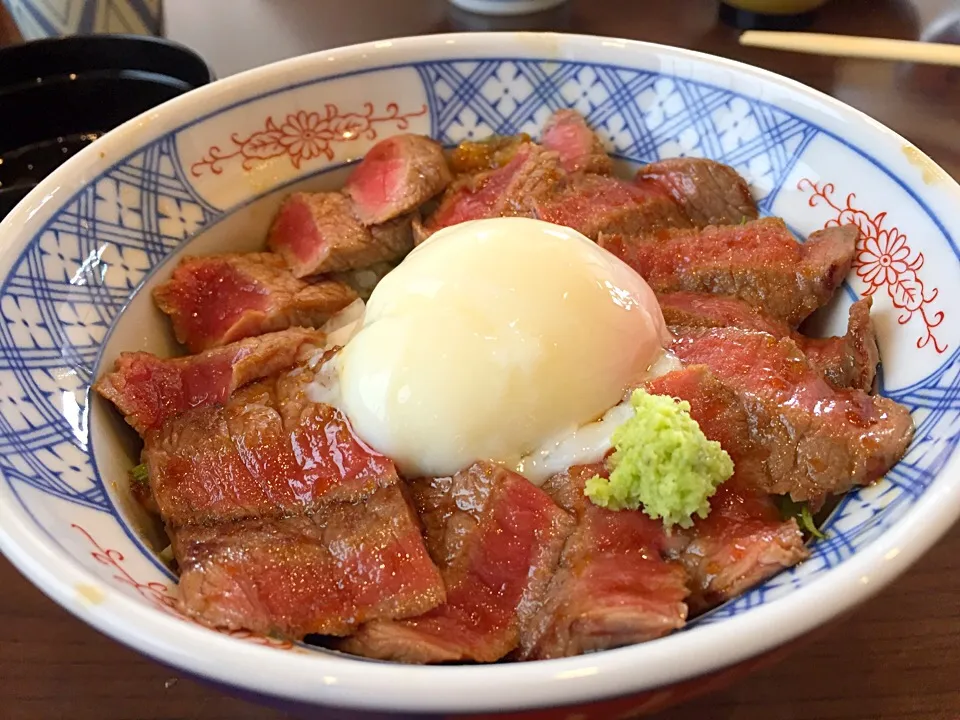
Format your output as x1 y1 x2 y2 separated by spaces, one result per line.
723 0 831 14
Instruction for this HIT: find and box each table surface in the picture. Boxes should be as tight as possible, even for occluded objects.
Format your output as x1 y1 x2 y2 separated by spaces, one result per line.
2 1 960 718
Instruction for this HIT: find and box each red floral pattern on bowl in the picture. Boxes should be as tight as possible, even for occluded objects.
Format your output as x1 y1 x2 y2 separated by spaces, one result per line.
800 178 947 354
191 103 427 176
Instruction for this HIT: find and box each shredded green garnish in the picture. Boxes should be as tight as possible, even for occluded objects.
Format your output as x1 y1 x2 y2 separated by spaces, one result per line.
130 463 149 485
584 389 734 529
777 496 826 539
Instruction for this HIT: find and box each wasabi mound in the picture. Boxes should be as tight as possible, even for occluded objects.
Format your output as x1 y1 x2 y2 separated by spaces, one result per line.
585 389 734 528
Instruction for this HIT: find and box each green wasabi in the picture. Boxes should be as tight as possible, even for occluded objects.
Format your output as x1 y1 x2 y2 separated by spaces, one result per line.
585 389 734 529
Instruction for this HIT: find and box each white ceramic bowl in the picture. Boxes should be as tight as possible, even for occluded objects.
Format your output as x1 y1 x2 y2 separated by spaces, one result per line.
1 33 959 720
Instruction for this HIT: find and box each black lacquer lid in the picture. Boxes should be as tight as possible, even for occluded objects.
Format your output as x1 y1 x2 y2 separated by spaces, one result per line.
0 35 214 220
719 3 818 30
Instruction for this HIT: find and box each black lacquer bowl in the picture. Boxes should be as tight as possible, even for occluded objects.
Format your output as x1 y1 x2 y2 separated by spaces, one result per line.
0 35 214 218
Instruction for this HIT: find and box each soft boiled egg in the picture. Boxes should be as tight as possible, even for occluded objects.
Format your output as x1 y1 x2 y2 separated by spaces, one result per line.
335 217 671 479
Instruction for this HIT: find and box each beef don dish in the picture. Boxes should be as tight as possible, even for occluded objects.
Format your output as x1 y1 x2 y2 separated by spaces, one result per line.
95 109 914 663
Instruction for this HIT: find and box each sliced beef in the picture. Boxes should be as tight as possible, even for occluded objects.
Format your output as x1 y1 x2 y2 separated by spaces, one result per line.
600 219 857 326
540 109 612 175
94 328 325 435
405 463 497 570
669 328 913 500
153 253 357 353
339 463 574 664
427 138 691 242
659 292 879 390
645 366 771 492
447 133 531 175
423 142 565 239
659 290 792 336
634 366 809 603
678 480 808 614
267 192 414 277
519 464 689 660
142 364 398 527
174 485 445 638
406 464 573 619
637 157 758 227
800 298 880 392
343 134 452 225
532 174 691 240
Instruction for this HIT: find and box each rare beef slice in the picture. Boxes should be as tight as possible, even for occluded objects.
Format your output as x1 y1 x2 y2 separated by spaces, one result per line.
142 362 398 527
423 143 566 238
174 485 445 638
677 479 809 614
339 462 574 663
268 135 448 275
636 157 758 227
94 328 326 436
267 192 414 277
601 218 857 326
343 134 452 225
518 464 690 660
532 173 691 240
153 252 356 352
665 329 913 500
659 292 879 390
798 298 879 392
540 109 612 175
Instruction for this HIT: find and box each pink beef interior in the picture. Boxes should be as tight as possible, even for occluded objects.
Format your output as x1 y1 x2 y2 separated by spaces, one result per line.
541 110 607 174
345 139 406 222
269 195 328 266
153 259 270 352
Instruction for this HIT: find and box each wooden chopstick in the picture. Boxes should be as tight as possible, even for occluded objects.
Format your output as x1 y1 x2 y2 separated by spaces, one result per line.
739 31 960 68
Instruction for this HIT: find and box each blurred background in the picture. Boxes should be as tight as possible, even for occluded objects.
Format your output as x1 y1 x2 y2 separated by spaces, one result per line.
2 0 958 216
2 0 161 38
2 1 958 115
1 0 957 76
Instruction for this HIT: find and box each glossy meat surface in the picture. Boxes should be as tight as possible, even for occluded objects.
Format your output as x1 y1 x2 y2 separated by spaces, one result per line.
424 143 565 236
94 328 325 435
800 298 880 391
152 252 356 352
601 219 857 326
143 364 398 526
533 173 691 240
670 328 913 500
174 485 445 638
678 480 809 613
340 463 573 663
519 464 689 660
660 292 879 390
